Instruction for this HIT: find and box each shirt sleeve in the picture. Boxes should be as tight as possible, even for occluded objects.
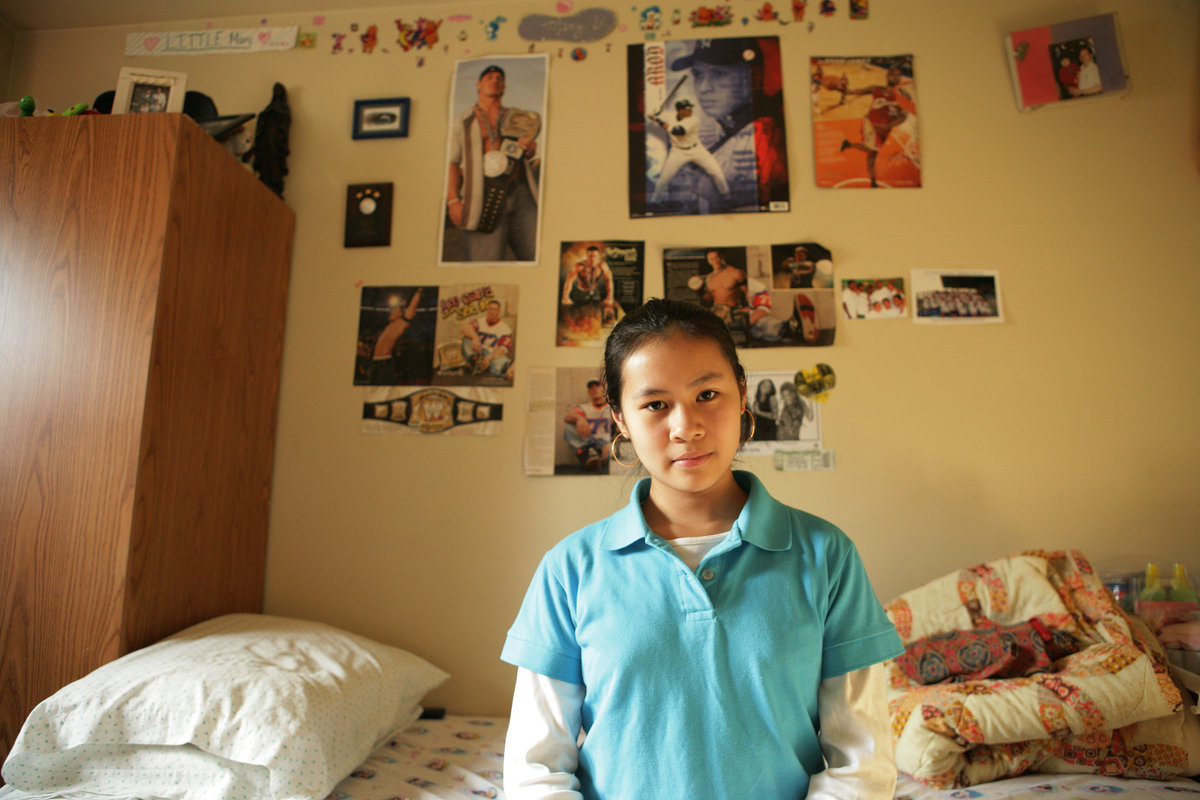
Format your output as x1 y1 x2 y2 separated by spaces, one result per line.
501 552 584 684
503 667 585 800
805 663 897 800
821 538 905 679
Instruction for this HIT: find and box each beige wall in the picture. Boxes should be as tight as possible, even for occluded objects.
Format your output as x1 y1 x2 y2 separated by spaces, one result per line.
8 1 1199 715
0 18 13 99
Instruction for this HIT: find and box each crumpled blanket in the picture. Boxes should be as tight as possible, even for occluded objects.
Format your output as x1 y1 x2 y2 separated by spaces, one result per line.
884 550 1200 788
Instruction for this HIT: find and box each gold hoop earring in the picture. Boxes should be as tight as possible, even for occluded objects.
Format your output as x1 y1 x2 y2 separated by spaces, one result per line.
611 431 640 468
740 408 756 444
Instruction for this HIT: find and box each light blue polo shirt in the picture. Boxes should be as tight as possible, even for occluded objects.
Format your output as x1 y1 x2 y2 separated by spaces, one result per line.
501 471 903 800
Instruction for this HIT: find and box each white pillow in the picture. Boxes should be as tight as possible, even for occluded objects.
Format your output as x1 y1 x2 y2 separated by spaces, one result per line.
2 613 449 800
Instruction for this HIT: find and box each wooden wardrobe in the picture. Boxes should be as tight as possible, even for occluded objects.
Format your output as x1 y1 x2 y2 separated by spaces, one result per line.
0 114 295 763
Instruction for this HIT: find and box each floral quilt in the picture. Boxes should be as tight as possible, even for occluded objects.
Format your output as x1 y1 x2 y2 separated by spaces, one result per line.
885 550 1200 788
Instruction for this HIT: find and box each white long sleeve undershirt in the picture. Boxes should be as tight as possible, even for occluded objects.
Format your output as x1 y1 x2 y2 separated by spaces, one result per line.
502 662 895 800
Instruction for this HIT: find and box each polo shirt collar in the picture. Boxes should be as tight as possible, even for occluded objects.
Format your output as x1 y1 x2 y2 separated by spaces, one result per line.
599 470 792 552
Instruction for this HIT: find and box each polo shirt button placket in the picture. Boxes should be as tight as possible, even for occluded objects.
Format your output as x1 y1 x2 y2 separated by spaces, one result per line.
700 568 715 581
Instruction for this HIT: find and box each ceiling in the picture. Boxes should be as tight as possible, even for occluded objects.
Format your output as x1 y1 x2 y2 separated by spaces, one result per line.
0 0 466 32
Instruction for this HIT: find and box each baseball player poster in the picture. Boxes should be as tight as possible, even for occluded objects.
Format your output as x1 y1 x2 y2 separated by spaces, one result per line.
439 54 548 266
627 36 790 218
556 240 645 347
810 54 921 188
663 245 837 348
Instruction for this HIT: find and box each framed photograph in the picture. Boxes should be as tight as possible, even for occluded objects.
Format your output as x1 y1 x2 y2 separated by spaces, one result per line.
112 67 187 114
353 97 410 139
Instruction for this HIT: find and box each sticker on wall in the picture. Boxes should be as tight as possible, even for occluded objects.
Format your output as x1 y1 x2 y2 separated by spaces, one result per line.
755 4 781 22
439 55 548 266
523 367 636 476
663 244 835 348
810 54 921 188
849 0 868 20
689 5 734 27
841 277 907 319
557 241 645 347
482 16 507 40
743 369 823 456
344 182 393 247
910 270 1004 323
638 5 663 36
518 7 617 41
125 25 298 56
354 283 521 386
395 17 443 50
629 37 790 218
791 0 807 21
360 25 378 53
362 386 503 435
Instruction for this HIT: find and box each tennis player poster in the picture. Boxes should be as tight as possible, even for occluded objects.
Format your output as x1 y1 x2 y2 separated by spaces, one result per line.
627 36 790 218
810 54 921 189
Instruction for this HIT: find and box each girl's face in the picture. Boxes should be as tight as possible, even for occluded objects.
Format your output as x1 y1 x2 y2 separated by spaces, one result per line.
613 332 745 499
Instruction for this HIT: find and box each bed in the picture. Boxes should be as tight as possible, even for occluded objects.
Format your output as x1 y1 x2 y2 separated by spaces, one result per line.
2 553 1197 800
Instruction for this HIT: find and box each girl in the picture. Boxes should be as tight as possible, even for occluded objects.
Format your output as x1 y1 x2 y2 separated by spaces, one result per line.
501 299 902 799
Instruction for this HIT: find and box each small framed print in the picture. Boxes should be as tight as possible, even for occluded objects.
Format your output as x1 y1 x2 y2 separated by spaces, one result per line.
352 97 410 139
344 182 394 248
112 67 188 114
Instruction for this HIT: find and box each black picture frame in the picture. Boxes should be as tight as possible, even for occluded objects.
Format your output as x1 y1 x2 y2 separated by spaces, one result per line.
352 98 410 139
344 183 394 248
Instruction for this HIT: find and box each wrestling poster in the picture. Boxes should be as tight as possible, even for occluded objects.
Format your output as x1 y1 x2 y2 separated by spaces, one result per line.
354 283 519 387
439 54 548 266
662 244 836 348
628 36 790 218
556 240 645 347
810 54 921 188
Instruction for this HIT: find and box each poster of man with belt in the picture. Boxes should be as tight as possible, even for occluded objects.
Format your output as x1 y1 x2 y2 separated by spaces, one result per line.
441 54 548 265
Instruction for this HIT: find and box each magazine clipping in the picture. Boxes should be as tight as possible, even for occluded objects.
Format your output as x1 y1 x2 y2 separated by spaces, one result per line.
810 54 921 189
524 366 637 476
662 244 836 348
557 240 645 347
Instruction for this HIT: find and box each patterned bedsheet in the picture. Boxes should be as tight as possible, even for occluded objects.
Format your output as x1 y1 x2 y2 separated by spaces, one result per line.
324 715 507 800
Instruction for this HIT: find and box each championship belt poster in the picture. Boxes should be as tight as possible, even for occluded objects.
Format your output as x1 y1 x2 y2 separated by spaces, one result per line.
810 54 921 189
354 283 518 387
362 385 503 435
524 366 636 476
556 240 645 347
662 244 836 348
627 36 790 219
741 370 823 457
439 54 548 266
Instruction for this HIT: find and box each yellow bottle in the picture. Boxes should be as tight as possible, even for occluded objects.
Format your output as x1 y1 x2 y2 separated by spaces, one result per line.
1139 563 1167 601
1169 563 1198 603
